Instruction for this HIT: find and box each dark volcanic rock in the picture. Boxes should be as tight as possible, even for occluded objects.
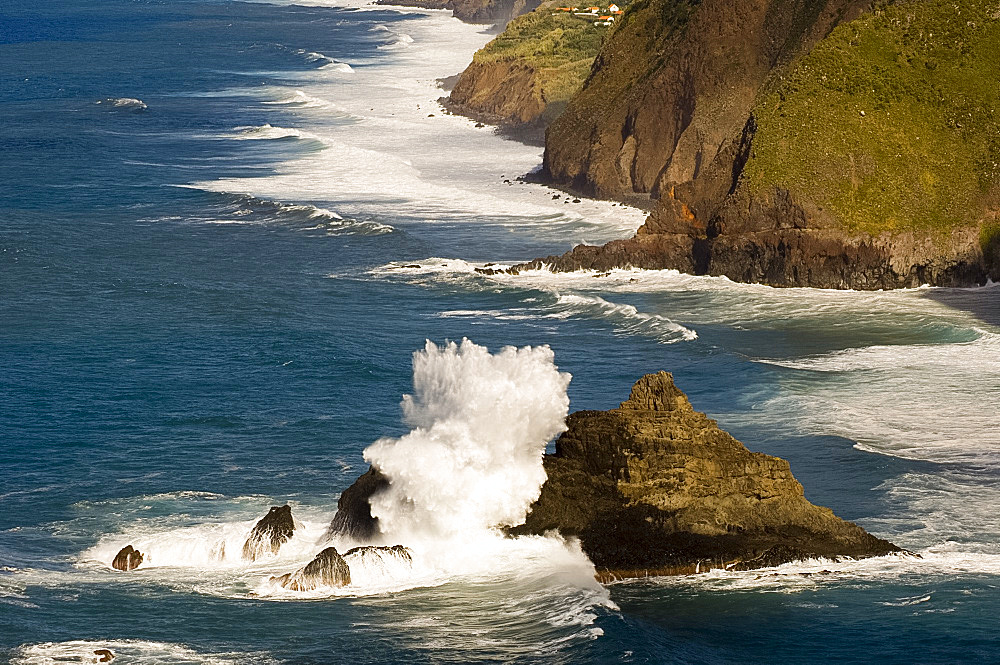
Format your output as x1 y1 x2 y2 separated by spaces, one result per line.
344 544 413 563
512 372 901 580
511 189 997 289
325 466 389 542
111 545 143 571
271 546 352 591
242 505 295 561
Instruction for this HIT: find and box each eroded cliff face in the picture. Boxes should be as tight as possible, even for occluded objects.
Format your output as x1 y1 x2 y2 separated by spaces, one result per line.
445 3 605 135
446 60 549 136
513 372 900 579
543 0 870 199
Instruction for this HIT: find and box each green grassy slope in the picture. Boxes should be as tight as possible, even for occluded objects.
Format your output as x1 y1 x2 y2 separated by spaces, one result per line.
745 0 1000 237
472 3 608 106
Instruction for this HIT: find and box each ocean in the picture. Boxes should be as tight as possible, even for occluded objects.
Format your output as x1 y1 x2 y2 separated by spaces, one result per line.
1 0 999 662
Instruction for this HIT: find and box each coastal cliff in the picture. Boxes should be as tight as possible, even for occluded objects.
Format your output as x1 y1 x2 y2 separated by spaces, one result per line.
445 3 605 137
513 372 900 580
477 0 1000 288
379 0 542 24
329 373 899 580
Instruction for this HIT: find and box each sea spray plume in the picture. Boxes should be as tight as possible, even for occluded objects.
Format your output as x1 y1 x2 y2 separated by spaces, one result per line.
363 339 571 542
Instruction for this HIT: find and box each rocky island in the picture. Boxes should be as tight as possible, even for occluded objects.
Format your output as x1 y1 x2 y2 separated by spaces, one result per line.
449 0 1000 288
331 372 900 580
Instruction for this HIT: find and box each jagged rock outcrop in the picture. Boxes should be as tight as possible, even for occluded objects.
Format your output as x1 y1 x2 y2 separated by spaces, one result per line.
377 0 540 24
242 505 295 561
523 0 1000 288
325 466 389 542
111 545 143 571
511 372 901 580
271 547 352 591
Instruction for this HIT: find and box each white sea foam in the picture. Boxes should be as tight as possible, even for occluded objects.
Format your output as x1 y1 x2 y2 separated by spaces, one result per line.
369 260 698 344
190 5 644 245
10 640 277 665
640 547 1000 594
79 512 329 570
755 330 1000 466
366 339 570 540
96 97 147 111
232 124 322 141
251 339 603 599
295 48 355 72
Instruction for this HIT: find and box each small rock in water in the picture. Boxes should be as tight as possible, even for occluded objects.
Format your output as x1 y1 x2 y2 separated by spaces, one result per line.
552 194 560 199
475 122 485 128
427 113 435 117
573 198 581 203
324 466 389 542
112 545 143 571
272 546 352 591
94 649 115 662
242 505 295 561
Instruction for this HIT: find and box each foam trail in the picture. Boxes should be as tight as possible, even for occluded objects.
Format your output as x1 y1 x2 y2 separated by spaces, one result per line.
365 339 571 541
11 640 277 664
96 97 147 111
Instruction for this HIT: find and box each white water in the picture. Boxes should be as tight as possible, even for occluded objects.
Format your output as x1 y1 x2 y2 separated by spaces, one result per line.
10 640 278 664
366 339 570 539
55 341 601 602
191 2 645 245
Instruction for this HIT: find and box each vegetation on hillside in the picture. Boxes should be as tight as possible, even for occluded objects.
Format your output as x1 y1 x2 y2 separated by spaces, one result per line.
745 0 1000 235
472 3 609 105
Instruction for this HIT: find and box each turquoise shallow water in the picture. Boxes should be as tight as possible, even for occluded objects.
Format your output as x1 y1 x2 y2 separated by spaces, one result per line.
2 1 1000 662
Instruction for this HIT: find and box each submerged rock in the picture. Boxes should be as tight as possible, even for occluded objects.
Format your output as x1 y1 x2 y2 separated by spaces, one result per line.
344 544 413 563
242 505 295 561
325 466 389 542
512 372 901 580
271 547 352 591
111 545 143 571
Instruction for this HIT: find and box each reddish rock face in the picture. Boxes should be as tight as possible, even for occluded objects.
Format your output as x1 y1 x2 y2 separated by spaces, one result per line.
512 372 901 579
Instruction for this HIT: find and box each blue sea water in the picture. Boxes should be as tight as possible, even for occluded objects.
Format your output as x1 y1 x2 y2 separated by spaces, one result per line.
2 0 1000 662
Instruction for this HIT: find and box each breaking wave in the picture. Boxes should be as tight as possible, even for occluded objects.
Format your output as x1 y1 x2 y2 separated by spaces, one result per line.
232 124 323 141
370 260 698 345
295 48 355 72
181 191 396 235
10 640 278 665
96 97 147 111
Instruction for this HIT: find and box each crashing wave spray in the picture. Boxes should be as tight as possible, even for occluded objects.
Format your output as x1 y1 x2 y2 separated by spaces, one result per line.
364 339 571 543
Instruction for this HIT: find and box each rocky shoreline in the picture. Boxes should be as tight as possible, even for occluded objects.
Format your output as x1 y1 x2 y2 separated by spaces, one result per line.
440 0 1000 289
